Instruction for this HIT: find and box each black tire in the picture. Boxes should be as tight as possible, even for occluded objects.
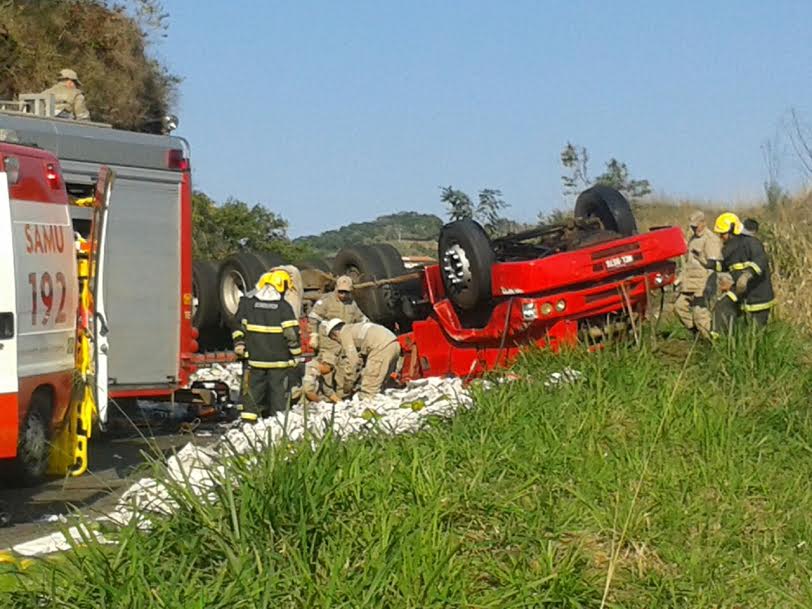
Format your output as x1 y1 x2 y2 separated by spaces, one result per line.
217 252 266 327
192 261 220 329
574 185 638 236
370 243 421 323
438 219 496 311
3 392 51 486
331 245 390 322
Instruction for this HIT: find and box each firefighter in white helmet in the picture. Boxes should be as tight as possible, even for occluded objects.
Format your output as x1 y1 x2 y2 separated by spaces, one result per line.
325 318 400 398
232 270 301 421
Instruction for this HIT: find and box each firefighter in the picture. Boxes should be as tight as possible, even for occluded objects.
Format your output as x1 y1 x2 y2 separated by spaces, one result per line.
232 269 302 422
325 319 401 399
300 351 341 404
712 212 775 326
711 272 739 338
41 69 90 121
674 211 721 339
308 275 368 352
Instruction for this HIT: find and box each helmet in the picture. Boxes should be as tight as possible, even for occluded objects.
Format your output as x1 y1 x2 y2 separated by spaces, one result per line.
324 318 345 337
713 212 742 235
256 269 291 293
58 68 81 86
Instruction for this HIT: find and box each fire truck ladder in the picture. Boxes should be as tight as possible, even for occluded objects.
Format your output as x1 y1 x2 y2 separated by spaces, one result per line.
48 168 115 476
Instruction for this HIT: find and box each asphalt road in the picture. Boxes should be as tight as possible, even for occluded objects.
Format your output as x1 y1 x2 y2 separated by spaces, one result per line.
0 410 227 551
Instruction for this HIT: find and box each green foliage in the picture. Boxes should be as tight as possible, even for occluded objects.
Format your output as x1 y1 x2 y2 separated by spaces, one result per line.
0 0 178 132
7 325 812 607
440 185 513 236
192 192 314 263
294 211 443 257
560 142 652 202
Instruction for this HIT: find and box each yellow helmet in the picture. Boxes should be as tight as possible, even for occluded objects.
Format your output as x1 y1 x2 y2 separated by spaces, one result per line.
713 212 742 235
256 269 291 293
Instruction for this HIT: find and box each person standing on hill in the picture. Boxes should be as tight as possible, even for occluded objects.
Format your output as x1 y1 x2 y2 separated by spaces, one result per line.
675 211 721 339
712 212 775 326
41 69 90 121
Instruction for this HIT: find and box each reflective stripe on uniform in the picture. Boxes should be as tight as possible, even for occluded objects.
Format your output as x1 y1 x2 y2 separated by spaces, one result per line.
244 323 284 333
240 412 258 421
741 299 775 312
290 347 303 356
723 292 738 302
729 261 762 275
248 359 296 369
232 330 245 339
281 319 299 329
714 260 723 272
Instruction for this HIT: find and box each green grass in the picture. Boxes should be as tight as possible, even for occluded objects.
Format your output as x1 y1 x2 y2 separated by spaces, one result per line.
4 324 812 608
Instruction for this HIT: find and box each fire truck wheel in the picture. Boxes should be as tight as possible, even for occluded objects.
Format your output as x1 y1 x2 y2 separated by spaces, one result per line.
192 261 220 329
574 185 638 236
4 392 51 486
438 219 496 311
332 245 390 323
218 252 267 327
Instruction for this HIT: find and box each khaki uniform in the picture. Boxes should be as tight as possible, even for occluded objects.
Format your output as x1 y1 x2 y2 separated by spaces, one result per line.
41 82 90 121
675 230 721 338
300 357 348 403
308 292 367 354
336 322 401 398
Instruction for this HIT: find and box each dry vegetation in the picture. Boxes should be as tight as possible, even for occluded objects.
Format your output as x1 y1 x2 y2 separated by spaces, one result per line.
0 0 177 131
634 192 812 333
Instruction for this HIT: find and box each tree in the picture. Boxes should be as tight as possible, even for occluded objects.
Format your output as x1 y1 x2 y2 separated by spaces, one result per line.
440 185 511 235
594 158 651 200
560 143 651 202
560 142 591 198
0 0 178 131
192 192 314 262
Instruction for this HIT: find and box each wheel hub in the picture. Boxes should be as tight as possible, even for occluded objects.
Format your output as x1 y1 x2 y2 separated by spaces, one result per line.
442 244 471 287
223 270 247 315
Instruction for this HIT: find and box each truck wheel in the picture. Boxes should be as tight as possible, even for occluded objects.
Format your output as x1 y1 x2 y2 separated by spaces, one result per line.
192 261 220 329
370 243 421 322
299 258 331 273
332 245 389 323
218 252 266 327
574 185 638 236
438 219 495 311
3 392 51 486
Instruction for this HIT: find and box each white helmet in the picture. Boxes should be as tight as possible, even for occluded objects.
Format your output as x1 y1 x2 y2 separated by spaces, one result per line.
324 318 345 336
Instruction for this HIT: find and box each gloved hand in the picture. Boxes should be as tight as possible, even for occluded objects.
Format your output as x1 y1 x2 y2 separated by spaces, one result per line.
735 270 752 296
308 333 319 349
234 343 246 358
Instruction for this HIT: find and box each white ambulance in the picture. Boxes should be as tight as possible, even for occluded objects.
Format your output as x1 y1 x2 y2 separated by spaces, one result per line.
0 142 77 483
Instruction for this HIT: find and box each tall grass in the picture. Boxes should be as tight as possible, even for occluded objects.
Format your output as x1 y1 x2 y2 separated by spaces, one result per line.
4 324 811 608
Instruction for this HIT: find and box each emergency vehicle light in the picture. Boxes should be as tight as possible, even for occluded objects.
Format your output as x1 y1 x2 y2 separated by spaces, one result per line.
45 163 61 189
166 149 189 171
2 156 19 184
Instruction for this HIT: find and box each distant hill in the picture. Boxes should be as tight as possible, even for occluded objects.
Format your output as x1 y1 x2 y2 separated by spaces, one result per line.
295 211 443 257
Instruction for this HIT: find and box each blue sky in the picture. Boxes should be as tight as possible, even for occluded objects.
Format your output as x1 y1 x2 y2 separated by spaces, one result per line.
161 1 812 237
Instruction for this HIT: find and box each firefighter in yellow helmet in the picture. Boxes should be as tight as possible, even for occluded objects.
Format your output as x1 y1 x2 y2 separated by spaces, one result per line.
231 269 302 421
711 212 775 326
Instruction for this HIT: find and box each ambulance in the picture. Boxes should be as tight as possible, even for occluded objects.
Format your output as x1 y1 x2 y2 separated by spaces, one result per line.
0 143 78 483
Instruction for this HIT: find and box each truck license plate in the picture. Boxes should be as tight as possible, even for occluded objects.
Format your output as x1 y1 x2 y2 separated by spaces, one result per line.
605 254 634 270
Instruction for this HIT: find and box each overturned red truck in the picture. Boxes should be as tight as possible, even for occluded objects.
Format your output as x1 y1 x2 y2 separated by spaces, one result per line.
319 187 687 381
